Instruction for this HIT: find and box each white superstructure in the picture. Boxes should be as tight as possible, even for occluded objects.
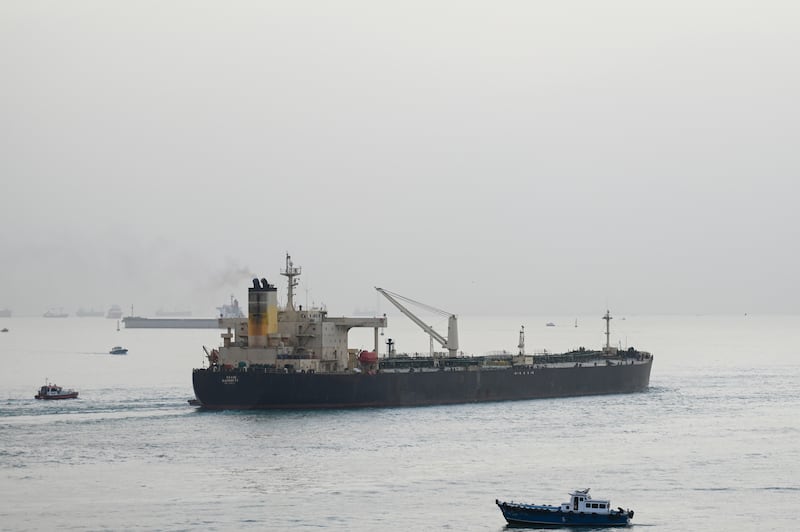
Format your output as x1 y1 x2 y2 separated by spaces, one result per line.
211 255 387 373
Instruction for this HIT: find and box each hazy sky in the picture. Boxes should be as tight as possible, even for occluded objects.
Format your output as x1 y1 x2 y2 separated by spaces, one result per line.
1 1 798 316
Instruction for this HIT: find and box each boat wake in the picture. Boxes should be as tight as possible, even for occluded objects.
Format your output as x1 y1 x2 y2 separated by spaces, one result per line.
0 391 195 427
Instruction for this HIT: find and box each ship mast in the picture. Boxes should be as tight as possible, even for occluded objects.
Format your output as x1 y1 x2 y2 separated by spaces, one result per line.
518 325 525 355
603 309 612 352
280 253 302 311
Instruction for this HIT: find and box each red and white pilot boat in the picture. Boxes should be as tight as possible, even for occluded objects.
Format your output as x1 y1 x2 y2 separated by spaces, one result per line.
34 382 79 400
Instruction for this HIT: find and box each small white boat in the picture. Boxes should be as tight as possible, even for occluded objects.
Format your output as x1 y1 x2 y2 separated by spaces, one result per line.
109 346 128 355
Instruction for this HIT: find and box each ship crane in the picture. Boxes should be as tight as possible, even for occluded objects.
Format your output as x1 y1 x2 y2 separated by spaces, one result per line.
375 287 459 358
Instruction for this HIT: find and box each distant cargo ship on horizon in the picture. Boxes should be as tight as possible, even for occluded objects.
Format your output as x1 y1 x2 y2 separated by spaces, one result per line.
155 308 193 317
216 296 244 318
76 308 104 317
122 316 220 329
121 297 245 329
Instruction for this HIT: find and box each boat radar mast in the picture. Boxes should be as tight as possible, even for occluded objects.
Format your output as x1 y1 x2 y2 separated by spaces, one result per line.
280 253 302 311
376 288 459 358
603 309 613 352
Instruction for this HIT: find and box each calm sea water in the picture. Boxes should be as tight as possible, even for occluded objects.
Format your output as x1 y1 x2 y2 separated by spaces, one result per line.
1 314 798 531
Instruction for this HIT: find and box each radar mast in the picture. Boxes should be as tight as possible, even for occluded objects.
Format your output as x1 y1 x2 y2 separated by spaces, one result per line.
603 309 613 352
280 253 302 311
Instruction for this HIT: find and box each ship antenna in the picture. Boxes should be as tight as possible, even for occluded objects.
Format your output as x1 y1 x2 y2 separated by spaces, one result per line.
280 253 302 311
603 309 613 352
518 325 525 355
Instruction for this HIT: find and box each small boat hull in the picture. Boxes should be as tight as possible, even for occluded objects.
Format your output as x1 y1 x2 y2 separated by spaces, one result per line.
497 501 632 528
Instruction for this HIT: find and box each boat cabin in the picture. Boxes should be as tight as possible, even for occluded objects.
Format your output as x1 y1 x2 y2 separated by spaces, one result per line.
39 384 62 396
560 489 613 515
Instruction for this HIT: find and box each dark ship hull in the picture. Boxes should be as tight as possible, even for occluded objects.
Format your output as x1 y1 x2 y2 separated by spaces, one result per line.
192 356 652 409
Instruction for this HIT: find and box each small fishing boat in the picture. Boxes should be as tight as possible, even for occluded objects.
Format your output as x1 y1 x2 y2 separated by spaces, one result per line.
496 488 634 527
109 346 128 355
34 383 79 400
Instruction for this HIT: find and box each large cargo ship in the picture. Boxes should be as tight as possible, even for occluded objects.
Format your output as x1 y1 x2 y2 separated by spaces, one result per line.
122 298 246 329
192 255 653 409
123 316 220 329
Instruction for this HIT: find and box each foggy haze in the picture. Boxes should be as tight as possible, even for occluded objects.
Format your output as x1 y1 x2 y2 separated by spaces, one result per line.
1 2 798 317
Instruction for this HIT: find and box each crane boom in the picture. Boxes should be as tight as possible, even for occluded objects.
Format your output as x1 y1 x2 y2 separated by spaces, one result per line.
375 287 459 357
